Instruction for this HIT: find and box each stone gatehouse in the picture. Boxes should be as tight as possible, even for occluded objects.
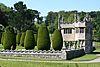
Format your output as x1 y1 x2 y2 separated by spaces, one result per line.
58 13 93 53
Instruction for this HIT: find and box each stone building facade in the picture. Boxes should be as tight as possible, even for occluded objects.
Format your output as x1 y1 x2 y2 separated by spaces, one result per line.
58 13 93 53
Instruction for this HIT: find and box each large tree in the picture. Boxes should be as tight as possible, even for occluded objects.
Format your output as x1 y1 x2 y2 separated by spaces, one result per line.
0 10 8 27
8 1 40 32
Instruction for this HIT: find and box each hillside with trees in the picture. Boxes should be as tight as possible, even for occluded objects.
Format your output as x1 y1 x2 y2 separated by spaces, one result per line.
46 11 100 42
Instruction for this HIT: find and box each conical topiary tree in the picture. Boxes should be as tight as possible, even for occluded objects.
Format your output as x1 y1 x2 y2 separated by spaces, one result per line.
24 30 35 50
20 32 25 47
16 33 21 45
52 29 63 50
37 23 50 50
3 26 16 50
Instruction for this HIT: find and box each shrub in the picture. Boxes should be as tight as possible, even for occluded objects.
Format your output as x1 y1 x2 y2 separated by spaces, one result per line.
3 32 16 50
52 29 63 50
0 32 2 44
24 30 35 50
16 33 21 45
3 26 16 50
5 26 14 33
34 34 37 46
1 32 4 45
37 24 50 50
20 32 25 47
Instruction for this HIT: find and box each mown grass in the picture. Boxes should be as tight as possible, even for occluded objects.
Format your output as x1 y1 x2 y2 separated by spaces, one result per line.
94 49 100 52
72 54 98 61
93 42 100 52
0 60 100 67
93 42 100 46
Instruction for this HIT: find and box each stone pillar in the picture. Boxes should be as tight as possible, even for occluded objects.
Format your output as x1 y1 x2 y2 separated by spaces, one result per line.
68 42 71 50
77 41 79 49
73 41 76 49
80 41 82 48
62 41 66 50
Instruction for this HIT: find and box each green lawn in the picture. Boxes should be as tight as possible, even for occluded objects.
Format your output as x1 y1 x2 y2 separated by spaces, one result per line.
72 54 98 61
93 42 100 46
0 60 100 67
94 49 100 52
93 42 100 52
0 44 38 50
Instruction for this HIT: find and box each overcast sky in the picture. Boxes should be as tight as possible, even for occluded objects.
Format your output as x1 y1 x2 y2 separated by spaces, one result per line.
0 0 100 16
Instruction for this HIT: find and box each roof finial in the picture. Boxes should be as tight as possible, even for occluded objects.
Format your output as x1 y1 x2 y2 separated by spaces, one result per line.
58 14 60 30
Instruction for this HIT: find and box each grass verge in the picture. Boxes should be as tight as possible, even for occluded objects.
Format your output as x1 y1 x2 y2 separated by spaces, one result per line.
0 60 100 67
72 54 98 61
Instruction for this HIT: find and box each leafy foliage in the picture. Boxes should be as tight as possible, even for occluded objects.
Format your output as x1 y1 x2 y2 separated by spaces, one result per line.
3 26 16 50
1 1 100 42
37 23 50 50
8 1 41 32
52 29 63 50
20 32 25 47
24 30 35 50
34 34 37 46
0 10 8 27
0 32 2 44
16 32 21 45
1 32 4 44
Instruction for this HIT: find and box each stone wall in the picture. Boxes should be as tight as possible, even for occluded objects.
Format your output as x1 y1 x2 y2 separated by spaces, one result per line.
0 49 85 60
66 49 85 60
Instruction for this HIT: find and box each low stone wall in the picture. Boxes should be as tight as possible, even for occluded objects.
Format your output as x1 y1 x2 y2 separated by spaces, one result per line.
66 49 85 60
0 49 85 60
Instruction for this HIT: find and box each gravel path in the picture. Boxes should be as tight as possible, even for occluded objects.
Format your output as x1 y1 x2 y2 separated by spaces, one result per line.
90 57 100 63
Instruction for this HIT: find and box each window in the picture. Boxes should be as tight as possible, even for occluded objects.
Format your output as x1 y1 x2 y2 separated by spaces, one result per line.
64 28 72 34
80 28 84 33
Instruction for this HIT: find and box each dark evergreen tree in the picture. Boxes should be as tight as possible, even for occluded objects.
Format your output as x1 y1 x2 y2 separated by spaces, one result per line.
52 29 63 50
24 30 35 49
3 26 16 50
20 32 25 47
16 32 21 45
37 23 50 50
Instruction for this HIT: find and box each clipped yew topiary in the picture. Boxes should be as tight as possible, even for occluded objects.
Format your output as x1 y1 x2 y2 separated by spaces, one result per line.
34 34 37 46
24 30 35 50
20 32 25 47
16 33 21 45
3 26 16 50
52 29 63 50
3 32 16 50
37 24 50 50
